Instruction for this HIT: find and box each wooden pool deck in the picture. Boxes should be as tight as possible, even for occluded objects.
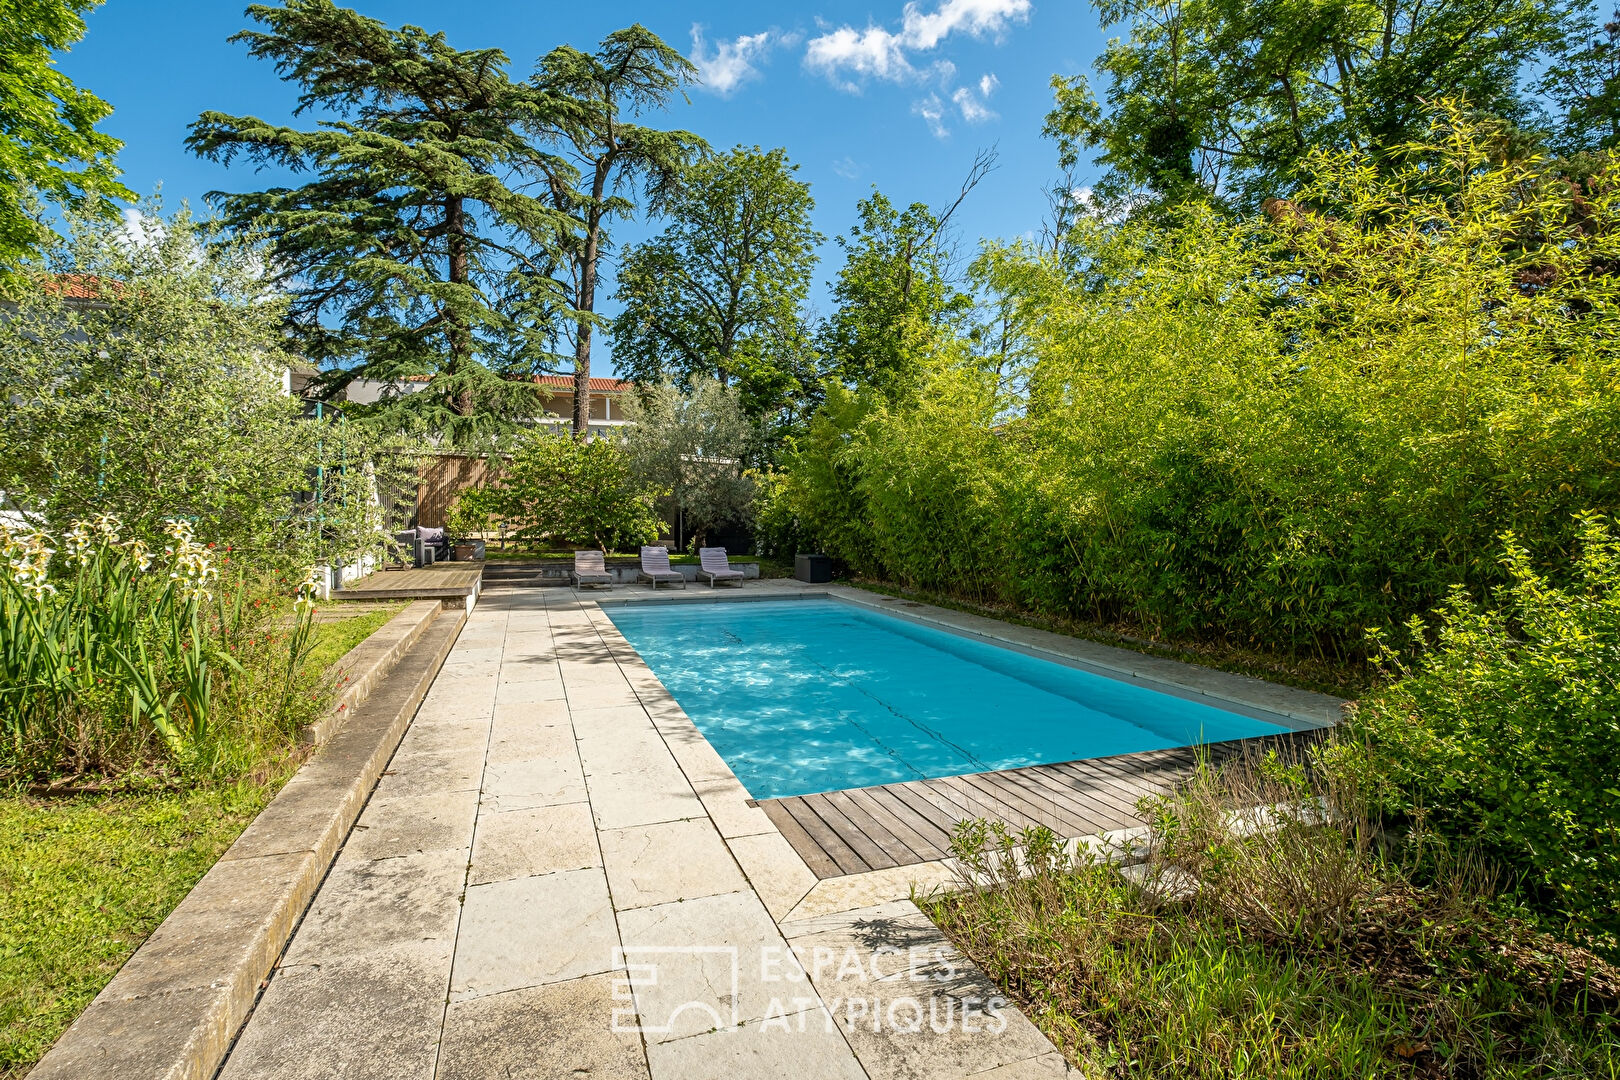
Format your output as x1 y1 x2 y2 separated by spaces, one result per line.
337 562 484 603
758 730 1319 879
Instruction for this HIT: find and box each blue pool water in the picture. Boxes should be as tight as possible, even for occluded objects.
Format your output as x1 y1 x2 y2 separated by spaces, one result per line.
606 599 1290 800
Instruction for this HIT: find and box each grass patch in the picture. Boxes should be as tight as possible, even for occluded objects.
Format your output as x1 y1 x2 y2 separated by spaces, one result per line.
0 602 400 1076
304 602 406 673
922 754 1620 1079
849 578 1371 699
0 775 293 1077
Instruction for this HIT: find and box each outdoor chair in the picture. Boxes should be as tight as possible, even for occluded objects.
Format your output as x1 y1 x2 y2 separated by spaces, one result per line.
637 545 687 589
571 550 613 589
697 547 745 587
394 527 449 567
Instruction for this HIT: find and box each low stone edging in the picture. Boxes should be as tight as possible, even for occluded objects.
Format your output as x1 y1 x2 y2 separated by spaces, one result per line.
302 599 442 745
28 601 467 1080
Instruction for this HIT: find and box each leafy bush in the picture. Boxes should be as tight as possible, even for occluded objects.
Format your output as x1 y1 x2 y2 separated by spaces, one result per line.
0 515 322 781
781 109 1620 660
1335 516 1620 955
622 378 764 549
490 434 663 553
0 202 413 570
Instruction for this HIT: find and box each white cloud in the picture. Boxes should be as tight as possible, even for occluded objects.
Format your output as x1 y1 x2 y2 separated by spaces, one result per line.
691 25 789 96
831 155 863 179
979 72 999 97
804 0 1030 90
913 93 951 138
952 84 997 123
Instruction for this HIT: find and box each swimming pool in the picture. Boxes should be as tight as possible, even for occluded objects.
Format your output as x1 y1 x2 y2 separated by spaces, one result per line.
606 598 1293 800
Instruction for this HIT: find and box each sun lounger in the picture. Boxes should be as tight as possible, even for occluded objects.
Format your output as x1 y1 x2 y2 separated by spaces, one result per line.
697 547 745 587
571 550 613 589
637 545 687 589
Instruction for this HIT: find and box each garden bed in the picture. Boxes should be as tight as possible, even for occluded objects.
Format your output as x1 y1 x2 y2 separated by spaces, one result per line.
0 604 405 1078
920 755 1620 1080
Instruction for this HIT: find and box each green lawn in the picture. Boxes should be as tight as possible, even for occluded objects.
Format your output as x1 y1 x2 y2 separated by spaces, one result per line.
0 603 402 1077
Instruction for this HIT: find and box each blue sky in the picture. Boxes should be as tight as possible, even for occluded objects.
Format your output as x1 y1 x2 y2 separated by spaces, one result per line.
61 0 1109 375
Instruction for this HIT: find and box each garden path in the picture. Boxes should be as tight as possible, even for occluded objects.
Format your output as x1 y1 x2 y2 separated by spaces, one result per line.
216 581 1069 1080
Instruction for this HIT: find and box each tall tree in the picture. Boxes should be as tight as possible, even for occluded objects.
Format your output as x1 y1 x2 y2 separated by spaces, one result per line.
612 146 822 424
0 0 131 283
1047 0 1580 214
187 0 574 445
528 25 706 437
820 154 991 398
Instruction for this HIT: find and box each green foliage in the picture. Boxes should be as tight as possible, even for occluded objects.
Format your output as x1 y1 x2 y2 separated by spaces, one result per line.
612 146 823 425
0 201 413 568
819 189 973 399
1048 0 1579 213
781 110 1620 660
753 383 881 568
1540 7 1620 154
622 378 763 548
929 770 1620 1078
444 487 497 541
0 0 131 283
1337 516 1620 955
491 435 663 552
187 0 571 444
527 24 706 435
0 515 322 781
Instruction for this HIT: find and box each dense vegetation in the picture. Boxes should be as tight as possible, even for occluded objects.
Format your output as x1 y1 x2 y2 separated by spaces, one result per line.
763 112 1620 663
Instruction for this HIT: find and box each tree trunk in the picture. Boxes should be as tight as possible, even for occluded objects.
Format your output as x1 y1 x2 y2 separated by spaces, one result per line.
446 195 474 416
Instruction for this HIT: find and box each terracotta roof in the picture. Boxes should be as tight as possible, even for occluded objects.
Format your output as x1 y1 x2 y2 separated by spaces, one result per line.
399 373 634 392
42 273 121 299
534 374 634 393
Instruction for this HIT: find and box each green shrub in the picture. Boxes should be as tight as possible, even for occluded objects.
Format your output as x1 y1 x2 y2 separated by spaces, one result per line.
1336 516 1620 955
490 434 663 553
783 108 1620 660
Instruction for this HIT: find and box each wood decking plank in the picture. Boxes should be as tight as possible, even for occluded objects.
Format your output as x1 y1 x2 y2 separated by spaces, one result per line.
881 783 974 842
759 801 842 878
1014 767 1135 831
1029 763 1142 819
953 771 1092 835
759 729 1327 881
777 797 872 876
821 789 919 865
994 768 1114 835
936 775 1042 830
844 788 948 861
800 793 899 871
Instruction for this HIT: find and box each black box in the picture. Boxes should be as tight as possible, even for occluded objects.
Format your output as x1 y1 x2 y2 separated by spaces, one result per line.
795 553 832 583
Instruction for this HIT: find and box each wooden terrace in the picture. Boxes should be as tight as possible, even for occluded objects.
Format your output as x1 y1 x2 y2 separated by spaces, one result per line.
338 561 484 603
758 731 1319 879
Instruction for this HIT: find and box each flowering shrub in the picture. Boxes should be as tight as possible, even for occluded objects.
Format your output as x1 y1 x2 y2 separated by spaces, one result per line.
0 515 319 779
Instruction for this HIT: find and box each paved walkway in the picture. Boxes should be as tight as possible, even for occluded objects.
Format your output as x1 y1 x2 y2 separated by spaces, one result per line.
220 582 1070 1080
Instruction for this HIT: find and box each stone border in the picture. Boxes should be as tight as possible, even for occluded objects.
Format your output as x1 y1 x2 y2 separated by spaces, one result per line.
302 599 442 745
29 603 468 1080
